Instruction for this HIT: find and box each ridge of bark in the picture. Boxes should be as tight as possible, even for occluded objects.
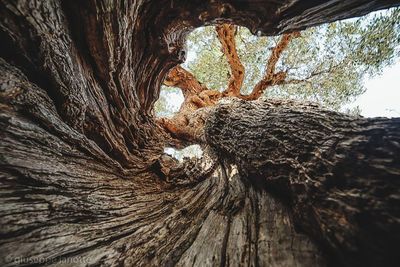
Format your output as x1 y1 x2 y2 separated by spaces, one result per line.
205 98 400 266
1 1 400 266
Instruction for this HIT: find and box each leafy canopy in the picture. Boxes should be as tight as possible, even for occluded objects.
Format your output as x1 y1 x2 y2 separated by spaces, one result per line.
155 7 399 116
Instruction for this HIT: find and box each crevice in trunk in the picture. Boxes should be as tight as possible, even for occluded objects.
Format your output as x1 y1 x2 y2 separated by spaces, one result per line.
1 1 399 266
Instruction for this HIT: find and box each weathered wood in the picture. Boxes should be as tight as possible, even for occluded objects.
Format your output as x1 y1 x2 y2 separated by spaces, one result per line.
205 98 400 266
160 26 299 143
216 24 245 96
1 0 400 266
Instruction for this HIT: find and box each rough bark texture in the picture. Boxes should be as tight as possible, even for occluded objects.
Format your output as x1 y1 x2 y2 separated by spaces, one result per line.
160 26 300 142
216 24 245 96
1 1 400 267
206 98 400 267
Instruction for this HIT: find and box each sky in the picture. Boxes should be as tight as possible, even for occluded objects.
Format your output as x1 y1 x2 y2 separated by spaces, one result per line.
344 60 400 117
161 60 400 118
160 10 399 159
162 62 400 160
160 8 400 119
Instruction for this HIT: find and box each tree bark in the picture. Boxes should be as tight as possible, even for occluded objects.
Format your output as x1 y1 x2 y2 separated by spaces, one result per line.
1 1 399 267
205 98 400 267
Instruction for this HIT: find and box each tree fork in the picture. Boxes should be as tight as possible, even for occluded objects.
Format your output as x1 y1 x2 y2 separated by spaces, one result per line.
159 26 300 142
1 0 400 266
242 32 301 100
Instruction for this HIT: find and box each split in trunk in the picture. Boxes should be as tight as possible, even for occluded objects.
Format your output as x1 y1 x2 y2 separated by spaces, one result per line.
1 1 400 267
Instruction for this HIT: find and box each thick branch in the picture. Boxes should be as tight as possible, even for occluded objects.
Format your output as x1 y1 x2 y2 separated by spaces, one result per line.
159 29 300 144
163 64 225 109
163 65 205 97
161 65 222 143
2 1 400 267
160 64 222 144
216 24 245 97
205 98 400 267
242 32 300 100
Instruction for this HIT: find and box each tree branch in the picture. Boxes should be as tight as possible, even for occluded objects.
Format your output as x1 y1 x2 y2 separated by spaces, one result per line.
161 65 221 145
215 24 245 97
160 30 300 143
241 32 300 100
282 62 343 87
163 65 206 97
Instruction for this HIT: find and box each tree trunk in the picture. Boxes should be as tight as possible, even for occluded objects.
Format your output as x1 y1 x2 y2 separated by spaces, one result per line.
1 1 399 267
205 98 400 267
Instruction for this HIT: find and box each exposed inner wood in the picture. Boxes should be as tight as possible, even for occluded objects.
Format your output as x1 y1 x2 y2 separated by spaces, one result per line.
216 24 245 97
160 23 301 143
1 1 399 266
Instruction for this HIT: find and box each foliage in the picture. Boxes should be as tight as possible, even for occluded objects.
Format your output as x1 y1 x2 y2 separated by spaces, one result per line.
155 7 399 116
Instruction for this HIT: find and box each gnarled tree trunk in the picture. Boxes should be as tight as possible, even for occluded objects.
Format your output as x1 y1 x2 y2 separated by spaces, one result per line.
205 99 400 267
1 1 399 267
